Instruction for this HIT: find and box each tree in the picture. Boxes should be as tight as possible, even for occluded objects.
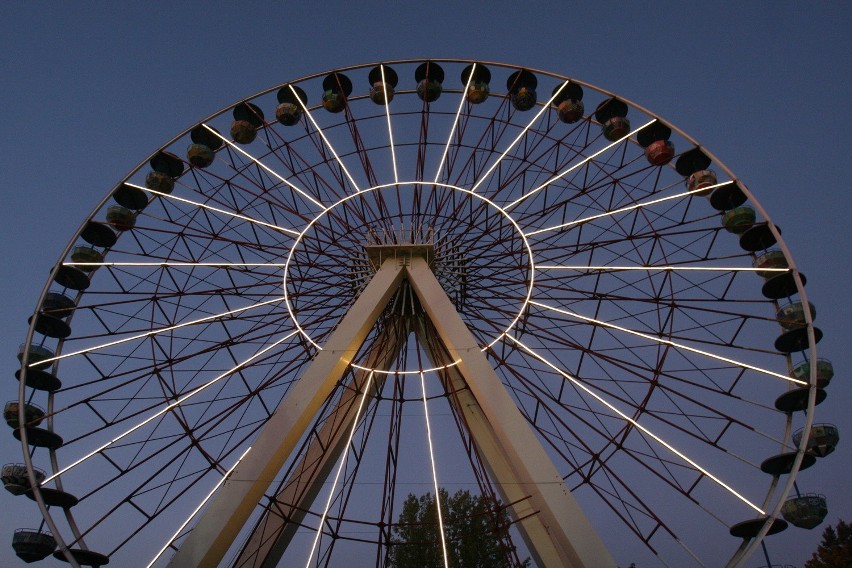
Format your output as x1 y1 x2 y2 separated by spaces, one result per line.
387 488 529 567
805 519 852 568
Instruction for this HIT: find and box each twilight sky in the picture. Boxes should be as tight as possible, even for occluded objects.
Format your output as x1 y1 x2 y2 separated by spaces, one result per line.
1 3 849 567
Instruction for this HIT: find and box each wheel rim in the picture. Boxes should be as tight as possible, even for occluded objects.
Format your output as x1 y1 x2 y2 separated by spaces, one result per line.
14 59 820 567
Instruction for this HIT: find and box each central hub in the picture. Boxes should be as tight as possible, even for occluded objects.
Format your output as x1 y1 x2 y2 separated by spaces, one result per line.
364 243 435 271
283 182 533 350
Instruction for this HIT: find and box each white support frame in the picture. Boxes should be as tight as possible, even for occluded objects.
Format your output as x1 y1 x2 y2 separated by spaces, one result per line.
233 322 407 567
406 257 614 568
167 260 405 567
169 255 614 567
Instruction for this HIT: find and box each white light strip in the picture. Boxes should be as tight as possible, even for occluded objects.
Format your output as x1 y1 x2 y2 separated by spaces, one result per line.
305 371 376 567
290 85 361 193
32 297 285 367
380 65 399 185
528 300 805 385
506 118 658 211
433 63 476 184
470 81 569 193
201 124 324 209
505 333 765 515
420 371 450 568
128 183 301 236
537 265 790 273
526 182 732 237
64 262 289 267
43 330 298 484
146 446 252 568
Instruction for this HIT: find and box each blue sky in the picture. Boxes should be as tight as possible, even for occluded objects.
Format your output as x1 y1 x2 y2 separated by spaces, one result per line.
1 2 850 566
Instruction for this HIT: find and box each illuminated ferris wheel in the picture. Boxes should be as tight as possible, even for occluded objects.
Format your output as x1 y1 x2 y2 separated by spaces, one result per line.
8 59 838 567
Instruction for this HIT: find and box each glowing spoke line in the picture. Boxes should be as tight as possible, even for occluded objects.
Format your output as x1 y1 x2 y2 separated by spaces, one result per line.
528 299 806 385
469 81 569 193
505 118 658 211
420 371 450 568
146 446 252 568
290 85 361 193
127 183 301 236
64 262 290 267
32 297 285 367
305 371 376 567
526 181 733 237
537 265 790 273
433 62 476 184
43 330 298 484
201 124 324 209
380 65 399 185
505 333 766 515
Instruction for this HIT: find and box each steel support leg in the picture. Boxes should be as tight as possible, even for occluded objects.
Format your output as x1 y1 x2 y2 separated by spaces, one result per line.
234 319 408 567
167 260 405 567
406 256 615 568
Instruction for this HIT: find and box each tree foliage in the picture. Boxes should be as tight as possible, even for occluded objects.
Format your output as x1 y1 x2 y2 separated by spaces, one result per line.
387 489 528 567
805 519 852 568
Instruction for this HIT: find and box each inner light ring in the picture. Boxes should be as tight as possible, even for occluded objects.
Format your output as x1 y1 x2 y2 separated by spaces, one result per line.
282 181 536 354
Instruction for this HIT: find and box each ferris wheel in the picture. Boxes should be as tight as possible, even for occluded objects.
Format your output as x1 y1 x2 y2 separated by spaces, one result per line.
8 59 838 567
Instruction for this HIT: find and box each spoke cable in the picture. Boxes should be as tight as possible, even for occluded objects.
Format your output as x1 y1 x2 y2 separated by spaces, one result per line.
146 446 252 568
505 119 659 211
290 85 362 193
505 333 765 515
128 182 302 236
469 80 569 193
380 64 399 185
201 124 324 209
433 63 476 184
42 330 298 484
526 182 733 237
31 297 285 366
528 299 804 385
420 371 450 568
